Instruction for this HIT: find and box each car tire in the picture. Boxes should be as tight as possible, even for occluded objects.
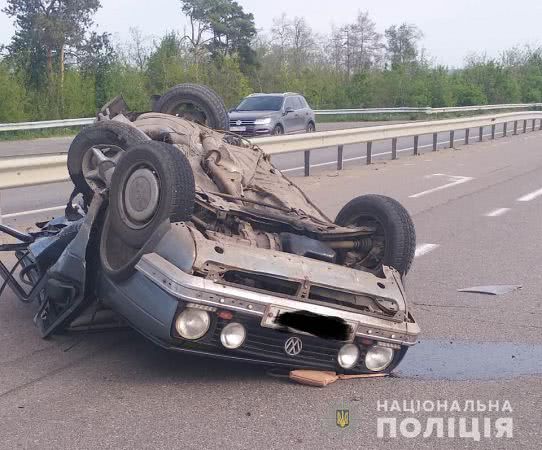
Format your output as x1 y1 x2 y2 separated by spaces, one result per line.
67 121 149 199
335 195 416 276
272 124 284 136
153 83 229 130
306 122 316 133
108 141 195 248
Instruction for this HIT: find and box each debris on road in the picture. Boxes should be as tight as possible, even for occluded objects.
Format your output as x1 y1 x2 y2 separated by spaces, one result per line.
457 285 523 295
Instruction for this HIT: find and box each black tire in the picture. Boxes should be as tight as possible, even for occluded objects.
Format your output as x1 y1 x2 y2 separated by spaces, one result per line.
67 121 148 199
154 83 229 130
306 121 316 133
335 195 416 276
108 141 195 248
272 124 284 136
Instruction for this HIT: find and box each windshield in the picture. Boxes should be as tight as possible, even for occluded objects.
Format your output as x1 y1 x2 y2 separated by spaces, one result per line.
235 96 284 111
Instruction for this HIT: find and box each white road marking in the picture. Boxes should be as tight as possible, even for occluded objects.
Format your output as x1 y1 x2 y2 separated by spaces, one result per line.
409 174 474 199
2 205 65 219
517 187 542 202
415 244 440 258
280 130 501 174
485 208 511 217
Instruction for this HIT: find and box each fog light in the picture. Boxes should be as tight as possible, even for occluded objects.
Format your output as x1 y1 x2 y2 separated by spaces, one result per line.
365 345 394 372
338 343 360 369
175 308 210 340
220 323 246 349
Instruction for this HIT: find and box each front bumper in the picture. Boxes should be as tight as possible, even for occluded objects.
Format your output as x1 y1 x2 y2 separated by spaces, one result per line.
98 267 409 374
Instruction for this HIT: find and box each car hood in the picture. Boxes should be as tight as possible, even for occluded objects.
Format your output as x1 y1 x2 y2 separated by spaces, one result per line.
229 110 278 120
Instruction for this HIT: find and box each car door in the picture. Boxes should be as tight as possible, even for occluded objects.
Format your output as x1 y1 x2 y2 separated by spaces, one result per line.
282 97 298 133
296 96 312 131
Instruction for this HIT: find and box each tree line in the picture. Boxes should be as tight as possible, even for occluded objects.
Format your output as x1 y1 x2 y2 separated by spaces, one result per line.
1 0 542 124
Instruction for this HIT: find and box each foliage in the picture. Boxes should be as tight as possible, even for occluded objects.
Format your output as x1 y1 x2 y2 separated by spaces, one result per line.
1 6 541 124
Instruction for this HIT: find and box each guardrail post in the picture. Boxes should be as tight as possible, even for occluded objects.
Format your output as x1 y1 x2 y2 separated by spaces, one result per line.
392 138 398 159
479 126 483 141
503 122 508 137
465 128 470 145
413 136 419 155
337 145 344 170
532 119 536 132
523 120 527 133
304 151 310 177
0 192 3 225
432 133 438 151
514 121 518 135
540 119 542 131
366 141 373 165
491 124 496 140
449 130 455 148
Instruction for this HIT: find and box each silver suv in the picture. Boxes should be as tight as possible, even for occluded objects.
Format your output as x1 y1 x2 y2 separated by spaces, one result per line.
229 93 316 136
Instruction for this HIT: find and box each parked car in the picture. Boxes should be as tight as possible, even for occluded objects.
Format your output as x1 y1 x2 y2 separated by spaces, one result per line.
0 84 419 376
229 92 316 136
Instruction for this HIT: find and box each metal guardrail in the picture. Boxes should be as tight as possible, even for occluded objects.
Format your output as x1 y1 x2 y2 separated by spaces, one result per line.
1 111 542 192
1 103 542 133
315 103 542 116
0 118 95 132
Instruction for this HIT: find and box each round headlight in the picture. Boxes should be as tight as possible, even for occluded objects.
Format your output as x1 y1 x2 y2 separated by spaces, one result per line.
338 343 360 369
365 345 394 372
175 309 210 340
220 323 246 349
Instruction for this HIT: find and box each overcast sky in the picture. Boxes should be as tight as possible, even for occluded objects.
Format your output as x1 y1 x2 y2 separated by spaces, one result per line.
1 0 541 67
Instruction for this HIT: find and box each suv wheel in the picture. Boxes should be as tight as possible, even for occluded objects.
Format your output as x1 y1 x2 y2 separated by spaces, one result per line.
272 124 284 136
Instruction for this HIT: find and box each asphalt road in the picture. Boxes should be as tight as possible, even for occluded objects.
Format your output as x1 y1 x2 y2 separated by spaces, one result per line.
0 120 522 224
1 124 542 448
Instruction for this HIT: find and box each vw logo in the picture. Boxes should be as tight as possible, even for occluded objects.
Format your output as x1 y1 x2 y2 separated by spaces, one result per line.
284 337 303 356
236 120 242 126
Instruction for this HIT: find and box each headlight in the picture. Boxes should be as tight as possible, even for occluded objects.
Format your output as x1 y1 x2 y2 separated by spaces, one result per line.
254 117 272 125
365 345 394 372
175 308 211 340
338 343 360 369
220 322 246 349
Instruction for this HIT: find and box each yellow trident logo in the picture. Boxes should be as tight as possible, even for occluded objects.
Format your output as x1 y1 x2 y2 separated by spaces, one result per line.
336 410 350 429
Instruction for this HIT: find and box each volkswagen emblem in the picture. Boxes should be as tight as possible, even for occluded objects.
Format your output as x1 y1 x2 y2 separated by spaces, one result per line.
236 120 242 126
284 337 303 356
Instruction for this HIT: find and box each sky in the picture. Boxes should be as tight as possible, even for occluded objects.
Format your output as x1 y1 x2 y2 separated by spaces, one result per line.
1 0 541 67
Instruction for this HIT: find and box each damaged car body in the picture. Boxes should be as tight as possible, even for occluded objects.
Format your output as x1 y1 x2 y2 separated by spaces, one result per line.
0 84 420 375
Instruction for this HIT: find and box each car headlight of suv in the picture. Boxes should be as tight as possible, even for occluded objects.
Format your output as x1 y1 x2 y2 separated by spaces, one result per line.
175 308 211 340
365 345 395 371
254 118 272 125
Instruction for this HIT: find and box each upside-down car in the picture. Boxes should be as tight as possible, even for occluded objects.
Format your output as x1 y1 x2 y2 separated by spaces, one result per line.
0 84 420 375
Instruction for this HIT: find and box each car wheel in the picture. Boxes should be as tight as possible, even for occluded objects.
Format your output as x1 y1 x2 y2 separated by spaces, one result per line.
306 122 316 133
335 195 416 276
153 83 229 130
108 141 195 248
67 121 149 199
272 124 284 136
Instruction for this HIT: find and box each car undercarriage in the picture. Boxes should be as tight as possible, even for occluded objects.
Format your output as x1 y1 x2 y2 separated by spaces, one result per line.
0 84 419 376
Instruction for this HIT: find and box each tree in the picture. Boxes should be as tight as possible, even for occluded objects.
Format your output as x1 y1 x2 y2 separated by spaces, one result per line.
3 0 103 88
385 23 423 68
180 0 257 70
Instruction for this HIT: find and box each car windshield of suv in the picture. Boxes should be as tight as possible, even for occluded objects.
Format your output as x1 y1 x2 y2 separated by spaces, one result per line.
235 96 284 111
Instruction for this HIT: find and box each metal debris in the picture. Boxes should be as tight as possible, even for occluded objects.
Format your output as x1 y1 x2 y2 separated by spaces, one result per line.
457 285 522 296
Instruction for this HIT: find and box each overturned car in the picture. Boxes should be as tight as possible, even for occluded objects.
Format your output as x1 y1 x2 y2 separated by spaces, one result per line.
0 84 420 375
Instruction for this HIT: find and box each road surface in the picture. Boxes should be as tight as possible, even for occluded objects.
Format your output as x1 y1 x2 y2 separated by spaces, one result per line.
0 123 541 449
0 121 524 224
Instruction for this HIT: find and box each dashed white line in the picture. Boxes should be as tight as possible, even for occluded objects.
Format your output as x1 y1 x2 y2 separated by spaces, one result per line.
415 244 440 258
485 208 511 217
517 187 542 202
